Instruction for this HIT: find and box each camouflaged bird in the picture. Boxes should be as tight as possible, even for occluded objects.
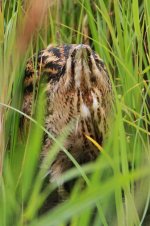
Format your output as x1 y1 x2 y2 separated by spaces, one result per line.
22 44 113 183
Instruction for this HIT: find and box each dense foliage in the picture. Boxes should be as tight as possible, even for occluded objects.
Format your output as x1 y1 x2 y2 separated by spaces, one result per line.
0 0 150 225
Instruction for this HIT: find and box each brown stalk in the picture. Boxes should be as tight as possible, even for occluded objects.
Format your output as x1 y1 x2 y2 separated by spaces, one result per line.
17 0 50 56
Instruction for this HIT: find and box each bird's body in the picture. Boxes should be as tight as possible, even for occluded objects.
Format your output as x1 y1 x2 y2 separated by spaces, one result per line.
22 44 112 182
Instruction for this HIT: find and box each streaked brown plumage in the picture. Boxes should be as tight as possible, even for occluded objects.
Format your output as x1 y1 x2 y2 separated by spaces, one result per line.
22 44 113 184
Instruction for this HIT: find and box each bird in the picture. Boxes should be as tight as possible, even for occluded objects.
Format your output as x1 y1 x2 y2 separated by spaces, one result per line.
22 44 113 186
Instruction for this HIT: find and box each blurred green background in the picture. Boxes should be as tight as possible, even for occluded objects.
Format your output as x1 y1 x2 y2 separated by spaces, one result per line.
0 0 150 225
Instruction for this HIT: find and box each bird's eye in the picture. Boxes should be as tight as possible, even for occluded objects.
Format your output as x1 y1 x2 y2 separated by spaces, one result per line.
60 65 66 76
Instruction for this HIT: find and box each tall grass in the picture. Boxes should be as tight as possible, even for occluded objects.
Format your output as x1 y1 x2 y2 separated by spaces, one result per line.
0 0 150 225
